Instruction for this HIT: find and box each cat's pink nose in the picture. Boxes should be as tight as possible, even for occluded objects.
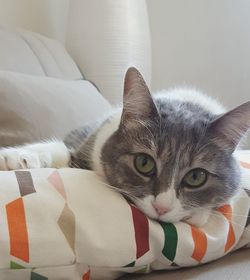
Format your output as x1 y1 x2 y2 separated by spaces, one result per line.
152 202 169 216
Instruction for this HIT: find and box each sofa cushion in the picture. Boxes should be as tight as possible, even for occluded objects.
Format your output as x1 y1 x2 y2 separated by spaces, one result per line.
0 26 83 80
0 70 111 147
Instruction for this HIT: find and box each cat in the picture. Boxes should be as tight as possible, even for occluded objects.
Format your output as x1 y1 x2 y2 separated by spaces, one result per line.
0 67 249 227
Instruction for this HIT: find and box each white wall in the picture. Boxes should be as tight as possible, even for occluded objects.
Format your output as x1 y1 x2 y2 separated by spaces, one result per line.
147 0 250 147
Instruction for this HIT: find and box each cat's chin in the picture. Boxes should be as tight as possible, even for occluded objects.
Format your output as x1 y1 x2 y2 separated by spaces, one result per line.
151 211 210 227
140 209 188 224
156 210 211 227
159 215 188 224
156 212 191 224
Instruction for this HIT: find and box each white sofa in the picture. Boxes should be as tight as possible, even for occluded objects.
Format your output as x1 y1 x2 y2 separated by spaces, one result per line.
0 0 151 105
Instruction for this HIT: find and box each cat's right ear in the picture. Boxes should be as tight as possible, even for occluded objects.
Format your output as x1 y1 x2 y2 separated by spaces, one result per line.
208 101 250 151
120 67 159 128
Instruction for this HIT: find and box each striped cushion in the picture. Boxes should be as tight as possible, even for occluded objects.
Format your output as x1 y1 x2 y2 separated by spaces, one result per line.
0 152 249 279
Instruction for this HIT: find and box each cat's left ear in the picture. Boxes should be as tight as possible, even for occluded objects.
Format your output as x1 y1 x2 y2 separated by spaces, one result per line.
208 101 250 151
120 67 159 128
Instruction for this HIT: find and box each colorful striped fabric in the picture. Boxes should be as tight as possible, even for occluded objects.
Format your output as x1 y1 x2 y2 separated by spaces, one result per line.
0 152 249 279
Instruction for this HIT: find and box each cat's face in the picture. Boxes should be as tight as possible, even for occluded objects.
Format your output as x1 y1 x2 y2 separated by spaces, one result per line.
101 110 241 223
101 68 250 223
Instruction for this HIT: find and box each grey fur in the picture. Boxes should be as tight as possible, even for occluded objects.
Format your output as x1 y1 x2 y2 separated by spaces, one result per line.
64 126 94 151
100 98 241 211
65 125 97 169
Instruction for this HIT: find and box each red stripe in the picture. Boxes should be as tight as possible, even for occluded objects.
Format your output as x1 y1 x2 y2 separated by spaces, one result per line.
130 205 149 258
82 270 90 280
6 198 29 262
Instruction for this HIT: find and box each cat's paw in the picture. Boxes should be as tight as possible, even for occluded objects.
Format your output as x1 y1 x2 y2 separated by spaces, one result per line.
0 148 52 170
186 209 211 227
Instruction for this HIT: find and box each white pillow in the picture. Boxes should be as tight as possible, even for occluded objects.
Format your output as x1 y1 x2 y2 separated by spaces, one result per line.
0 152 249 280
0 70 111 146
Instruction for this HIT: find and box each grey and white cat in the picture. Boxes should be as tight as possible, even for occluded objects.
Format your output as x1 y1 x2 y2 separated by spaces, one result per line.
0 67 250 227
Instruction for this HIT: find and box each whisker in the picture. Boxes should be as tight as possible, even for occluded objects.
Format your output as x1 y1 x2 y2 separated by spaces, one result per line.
209 212 250 233
230 195 250 198
213 212 250 217
101 182 139 201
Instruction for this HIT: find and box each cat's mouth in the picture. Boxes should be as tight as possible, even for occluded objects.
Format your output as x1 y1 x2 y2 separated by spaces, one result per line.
156 213 191 224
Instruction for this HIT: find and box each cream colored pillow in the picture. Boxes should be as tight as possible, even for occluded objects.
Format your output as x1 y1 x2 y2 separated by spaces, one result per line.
0 70 111 147
0 26 83 80
0 151 249 279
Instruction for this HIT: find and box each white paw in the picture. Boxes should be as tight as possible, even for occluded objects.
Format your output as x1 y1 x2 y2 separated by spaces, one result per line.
0 148 52 170
186 209 211 227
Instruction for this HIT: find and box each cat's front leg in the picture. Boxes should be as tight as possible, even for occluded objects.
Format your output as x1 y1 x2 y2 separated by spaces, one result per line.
0 140 70 170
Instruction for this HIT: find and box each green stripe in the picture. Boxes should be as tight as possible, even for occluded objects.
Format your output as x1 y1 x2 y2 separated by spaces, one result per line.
160 222 178 261
31 272 48 280
10 261 25 269
124 261 136 267
136 265 149 273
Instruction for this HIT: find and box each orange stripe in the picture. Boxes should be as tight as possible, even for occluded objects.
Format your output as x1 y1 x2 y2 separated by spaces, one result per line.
240 161 250 169
6 198 29 262
224 223 235 252
82 270 90 280
191 226 207 262
217 204 235 252
217 204 232 220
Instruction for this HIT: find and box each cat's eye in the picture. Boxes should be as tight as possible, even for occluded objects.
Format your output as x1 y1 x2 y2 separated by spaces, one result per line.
182 168 207 188
134 154 156 176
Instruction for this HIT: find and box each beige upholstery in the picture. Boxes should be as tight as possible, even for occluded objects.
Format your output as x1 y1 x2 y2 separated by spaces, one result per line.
0 0 151 105
0 26 82 79
0 26 111 147
0 70 111 147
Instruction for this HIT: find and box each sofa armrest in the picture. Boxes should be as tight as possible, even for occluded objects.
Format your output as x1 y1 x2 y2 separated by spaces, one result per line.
66 0 151 105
